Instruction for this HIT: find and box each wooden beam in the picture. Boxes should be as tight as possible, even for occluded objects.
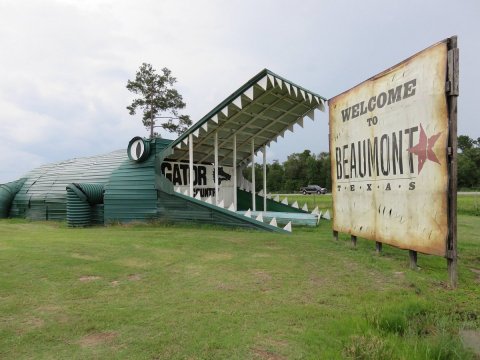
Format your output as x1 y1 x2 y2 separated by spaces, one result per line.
446 35 459 288
409 250 418 270
351 235 357 247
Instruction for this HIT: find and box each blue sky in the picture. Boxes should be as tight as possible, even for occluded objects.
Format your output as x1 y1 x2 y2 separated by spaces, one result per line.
1 0 479 182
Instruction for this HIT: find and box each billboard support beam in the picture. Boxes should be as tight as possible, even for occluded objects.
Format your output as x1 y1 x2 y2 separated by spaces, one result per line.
351 235 357 248
333 230 338 241
409 250 418 270
446 36 459 288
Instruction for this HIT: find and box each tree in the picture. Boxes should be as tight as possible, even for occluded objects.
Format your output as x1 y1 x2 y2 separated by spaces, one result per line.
457 135 480 189
126 63 192 138
458 135 474 152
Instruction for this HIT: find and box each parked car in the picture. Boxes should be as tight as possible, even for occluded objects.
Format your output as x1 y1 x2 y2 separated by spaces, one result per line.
300 185 327 195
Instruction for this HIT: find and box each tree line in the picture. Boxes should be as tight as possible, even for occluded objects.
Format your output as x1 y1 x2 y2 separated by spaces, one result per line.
243 150 331 193
243 135 480 193
458 135 480 189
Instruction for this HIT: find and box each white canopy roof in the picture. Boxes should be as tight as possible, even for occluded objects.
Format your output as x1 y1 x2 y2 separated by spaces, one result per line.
166 69 326 166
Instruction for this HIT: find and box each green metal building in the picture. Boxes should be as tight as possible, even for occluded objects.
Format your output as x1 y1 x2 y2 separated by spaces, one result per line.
0 69 326 232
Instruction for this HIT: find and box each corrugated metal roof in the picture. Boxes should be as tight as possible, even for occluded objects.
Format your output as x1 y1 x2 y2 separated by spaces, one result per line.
10 150 126 219
166 69 326 166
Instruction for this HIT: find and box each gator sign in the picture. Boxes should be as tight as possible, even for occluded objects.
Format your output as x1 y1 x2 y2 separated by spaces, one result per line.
161 161 234 203
329 41 449 256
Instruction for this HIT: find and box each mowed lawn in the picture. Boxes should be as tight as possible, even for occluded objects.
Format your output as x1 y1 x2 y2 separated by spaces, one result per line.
0 199 479 359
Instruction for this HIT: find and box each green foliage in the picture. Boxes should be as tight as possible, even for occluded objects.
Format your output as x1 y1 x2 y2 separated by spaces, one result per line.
457 135 480 190
243 150 331 193
126 63 192 138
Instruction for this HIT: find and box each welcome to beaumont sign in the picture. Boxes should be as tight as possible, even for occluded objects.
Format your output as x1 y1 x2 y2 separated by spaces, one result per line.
329 40 451 256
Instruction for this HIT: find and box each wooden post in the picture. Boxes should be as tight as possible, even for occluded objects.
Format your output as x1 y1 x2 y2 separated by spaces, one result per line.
375 242 382 254
351 235 357 247
333 230 338 241
446 36 459 288
409 250 418 270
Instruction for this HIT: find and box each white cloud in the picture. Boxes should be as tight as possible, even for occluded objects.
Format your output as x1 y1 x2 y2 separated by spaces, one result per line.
0 0 479 183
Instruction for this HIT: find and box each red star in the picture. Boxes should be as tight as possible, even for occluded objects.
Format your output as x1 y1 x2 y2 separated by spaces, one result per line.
407 124 441 174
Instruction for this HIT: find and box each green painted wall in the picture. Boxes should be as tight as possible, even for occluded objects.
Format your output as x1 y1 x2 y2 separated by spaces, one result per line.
157 190 286 232
103 138 172 223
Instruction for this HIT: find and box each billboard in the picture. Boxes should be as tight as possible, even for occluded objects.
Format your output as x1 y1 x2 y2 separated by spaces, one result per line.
329 41 450 256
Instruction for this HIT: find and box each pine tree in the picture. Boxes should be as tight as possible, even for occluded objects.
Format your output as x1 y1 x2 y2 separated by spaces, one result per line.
126 63 192 138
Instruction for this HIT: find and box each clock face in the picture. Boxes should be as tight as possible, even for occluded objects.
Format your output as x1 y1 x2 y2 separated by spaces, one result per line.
130 138 145 161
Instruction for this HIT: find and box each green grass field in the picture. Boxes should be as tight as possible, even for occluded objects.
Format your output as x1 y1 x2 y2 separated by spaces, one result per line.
0 197 479 359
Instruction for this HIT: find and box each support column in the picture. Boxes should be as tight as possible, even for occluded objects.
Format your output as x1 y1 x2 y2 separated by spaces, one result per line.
233 134 237 211
214 132 219 206
409 250 418 270
263 145 267 212
251 138 256 211
189 134 194 197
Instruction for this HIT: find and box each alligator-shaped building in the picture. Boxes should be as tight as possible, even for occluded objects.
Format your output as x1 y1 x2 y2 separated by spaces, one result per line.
0 69 326 232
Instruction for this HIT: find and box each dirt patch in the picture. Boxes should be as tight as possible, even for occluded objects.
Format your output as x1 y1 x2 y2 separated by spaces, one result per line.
128 274 142 281
216 282 235 291
252 253 271 258
252 348 286 360
78 332 117 347
203 252 233 261
115 258 151 269
111 280 120 287
253 270 272 284
79 275 101 282
264 245 282 251
36 304 63 313
309 276 324 287
16 316 45 333
470 268 480 283
71 253 99 261
460 329 480 356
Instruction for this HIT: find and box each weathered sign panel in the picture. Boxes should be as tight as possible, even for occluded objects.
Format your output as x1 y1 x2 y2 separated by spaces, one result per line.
160 161 234 203
329 41 449 256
